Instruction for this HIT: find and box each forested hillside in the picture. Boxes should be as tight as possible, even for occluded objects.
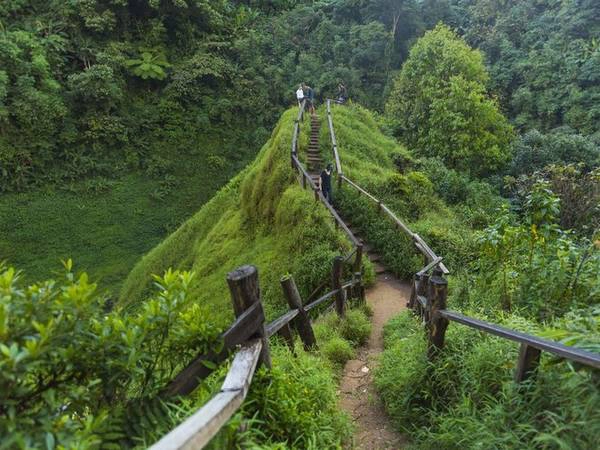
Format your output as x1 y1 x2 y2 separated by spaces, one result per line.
1 0 600 449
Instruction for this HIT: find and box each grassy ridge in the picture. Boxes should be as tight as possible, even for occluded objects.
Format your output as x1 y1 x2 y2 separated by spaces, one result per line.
322 103 478 278
120 107 351 327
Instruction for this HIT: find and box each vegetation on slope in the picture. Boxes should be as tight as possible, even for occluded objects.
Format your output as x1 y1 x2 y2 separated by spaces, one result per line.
121 106 353 324
1 105 376 448
376 312 600 449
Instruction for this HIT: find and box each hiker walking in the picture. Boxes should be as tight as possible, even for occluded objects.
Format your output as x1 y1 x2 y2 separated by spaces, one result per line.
296 84 305 108
336 82 347 104
303 83 316 114
320 163 333 203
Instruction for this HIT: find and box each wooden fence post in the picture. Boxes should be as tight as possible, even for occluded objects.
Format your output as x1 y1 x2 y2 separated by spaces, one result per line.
277 323 296 354
514 343 541 383
427 271 448 359
353 244 365 303
280 275 317 350
332 256 346 317
227 265 271 368
416 272 429 321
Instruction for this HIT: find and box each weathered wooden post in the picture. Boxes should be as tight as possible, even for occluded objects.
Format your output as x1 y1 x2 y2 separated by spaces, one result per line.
514 344 541 383
280 275 317 350
227 265 271 368
332 256 346 317
302 173 307 189
277 323 296 354
427 270 448 359
416 272 429 321
353 244 365 303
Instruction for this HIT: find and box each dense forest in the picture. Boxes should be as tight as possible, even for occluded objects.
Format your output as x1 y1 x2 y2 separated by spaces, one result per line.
1 0 599 448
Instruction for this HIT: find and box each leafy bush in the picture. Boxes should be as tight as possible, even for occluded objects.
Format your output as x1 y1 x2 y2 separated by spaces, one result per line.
339 308 372 346
0 262 218 448
470 184 600 319
376 311 600 449
322 337 355 366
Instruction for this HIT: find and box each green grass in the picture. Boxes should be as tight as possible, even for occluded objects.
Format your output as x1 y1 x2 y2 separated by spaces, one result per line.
375 311 600 449
319 103 476 278
120 107 353 328
0 156 245 296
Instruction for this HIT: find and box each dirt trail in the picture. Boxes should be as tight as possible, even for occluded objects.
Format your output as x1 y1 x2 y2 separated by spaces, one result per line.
339 273 411 449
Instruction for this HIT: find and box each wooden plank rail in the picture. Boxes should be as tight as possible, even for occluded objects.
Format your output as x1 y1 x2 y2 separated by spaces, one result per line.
291 155 360 246
326 100 343 176
265 309 299 338
150 340 263 450
438 310 600 369
304 280 356 312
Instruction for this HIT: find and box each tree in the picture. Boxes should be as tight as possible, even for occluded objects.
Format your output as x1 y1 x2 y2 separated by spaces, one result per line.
386 24 514 177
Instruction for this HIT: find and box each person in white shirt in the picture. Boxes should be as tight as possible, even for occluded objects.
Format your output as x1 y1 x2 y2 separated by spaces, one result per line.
296 84 305 107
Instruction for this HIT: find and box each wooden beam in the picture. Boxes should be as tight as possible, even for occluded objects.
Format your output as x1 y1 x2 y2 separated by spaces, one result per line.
227 265 271 368
514 343 542 383
332 256 345 317
280 275 317 350
439 310 600 369
150 341 262 450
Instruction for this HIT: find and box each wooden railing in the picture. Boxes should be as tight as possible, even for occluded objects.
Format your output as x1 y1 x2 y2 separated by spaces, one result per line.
325 99 600 382
150 101 367 449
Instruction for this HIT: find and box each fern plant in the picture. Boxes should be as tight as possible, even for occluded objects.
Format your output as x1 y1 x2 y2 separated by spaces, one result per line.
124 48 171 80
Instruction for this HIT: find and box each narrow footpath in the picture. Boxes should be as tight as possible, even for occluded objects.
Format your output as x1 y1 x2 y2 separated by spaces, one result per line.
306 112 410 449
339 270 410 450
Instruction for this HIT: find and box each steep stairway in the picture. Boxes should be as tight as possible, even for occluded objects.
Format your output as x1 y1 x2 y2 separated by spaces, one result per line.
307 113 323 186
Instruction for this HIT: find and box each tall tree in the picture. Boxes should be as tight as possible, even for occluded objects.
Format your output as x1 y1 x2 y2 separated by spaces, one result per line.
386 24 514 177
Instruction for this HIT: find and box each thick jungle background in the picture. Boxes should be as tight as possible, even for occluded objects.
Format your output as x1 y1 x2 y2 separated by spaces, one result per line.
1 0 599 448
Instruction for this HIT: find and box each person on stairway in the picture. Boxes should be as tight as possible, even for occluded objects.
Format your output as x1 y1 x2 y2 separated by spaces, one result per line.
296 84 305 108
320 163 333 203
303 83 316 114
336 82 347 104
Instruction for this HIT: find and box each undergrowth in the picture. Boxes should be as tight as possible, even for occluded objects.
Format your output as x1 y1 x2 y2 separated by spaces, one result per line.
375 311 600 449
137 304 372 449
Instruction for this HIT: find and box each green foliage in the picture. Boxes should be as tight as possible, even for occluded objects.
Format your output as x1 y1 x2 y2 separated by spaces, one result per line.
463 184 600 319
506 164 600 235
138 343 353 449
124 48 171 81
321 337 355 367
386 24 514 176
376 311 600 449
120 108 351 328
0 262 219 448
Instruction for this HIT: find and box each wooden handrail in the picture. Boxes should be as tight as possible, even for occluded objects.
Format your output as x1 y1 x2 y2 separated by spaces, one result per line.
326 99 343 175
265 309 299 338
304 280 357 312
439 310 600 369
150 340 263 450
291 155 360 246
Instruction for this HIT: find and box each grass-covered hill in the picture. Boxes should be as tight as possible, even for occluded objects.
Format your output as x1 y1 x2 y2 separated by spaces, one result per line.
324 102 500 277
120 107 353 326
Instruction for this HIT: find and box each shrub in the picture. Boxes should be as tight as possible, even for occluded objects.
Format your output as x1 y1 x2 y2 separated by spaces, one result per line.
339 309 372 346
376 311 600 449
0 263 218 448
322 337 355 366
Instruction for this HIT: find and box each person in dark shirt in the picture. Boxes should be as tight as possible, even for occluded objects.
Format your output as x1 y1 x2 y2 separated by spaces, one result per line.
320 163 333 203
336 82 347 104
303 83 316 114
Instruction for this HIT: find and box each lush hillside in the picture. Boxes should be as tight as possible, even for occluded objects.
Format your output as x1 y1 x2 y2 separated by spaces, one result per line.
120 107 353 325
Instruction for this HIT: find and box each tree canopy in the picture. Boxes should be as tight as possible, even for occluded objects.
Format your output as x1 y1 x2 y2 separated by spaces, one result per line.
386 24 514 176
